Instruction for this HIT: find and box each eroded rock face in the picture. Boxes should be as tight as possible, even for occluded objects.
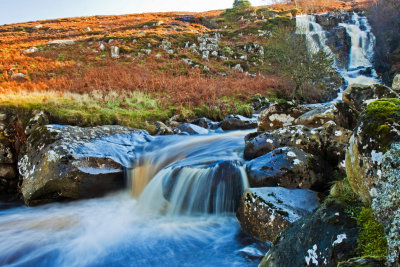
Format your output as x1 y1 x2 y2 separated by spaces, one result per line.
345 99 400 203
372 142 400 265
246 147 329 190
260 198 358 267
236 187 319 242
257 102 312 131
342 84 398 114
19 125 151 205
294 102 357 130
220 115 257 130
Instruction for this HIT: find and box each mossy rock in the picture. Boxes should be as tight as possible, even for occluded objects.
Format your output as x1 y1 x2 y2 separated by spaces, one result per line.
345 98 400 204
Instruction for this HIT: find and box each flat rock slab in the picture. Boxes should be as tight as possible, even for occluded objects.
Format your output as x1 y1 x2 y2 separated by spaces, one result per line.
236 187 319 242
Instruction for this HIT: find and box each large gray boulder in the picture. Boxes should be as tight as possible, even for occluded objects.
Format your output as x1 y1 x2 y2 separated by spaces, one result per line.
178 123 208 135
260 198 359 267
246 146 329 190
236 187 319 242
19 125 151 205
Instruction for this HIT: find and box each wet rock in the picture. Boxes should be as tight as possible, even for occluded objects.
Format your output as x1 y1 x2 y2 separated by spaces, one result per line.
220 115 257 130
191 117 219 129
325 26 351 69
48 40 75 46
258 102 312 131
0 164 17 179
19 125 151 206
236 187 319 242
345 99 400 203
342 84 398 114
246 147 329 190
154 121 173 135
294 102 357 130
260 198 358 267
372 142 400 265
393 74 400 93
178 123 208 135
162 160 245 213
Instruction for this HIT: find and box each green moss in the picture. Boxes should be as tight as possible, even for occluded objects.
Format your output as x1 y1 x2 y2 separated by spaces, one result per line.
362 98 400 153
356 208 388 258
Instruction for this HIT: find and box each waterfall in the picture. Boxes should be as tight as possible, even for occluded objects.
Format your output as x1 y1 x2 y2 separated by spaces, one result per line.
296 12 379 97
129 131 251 215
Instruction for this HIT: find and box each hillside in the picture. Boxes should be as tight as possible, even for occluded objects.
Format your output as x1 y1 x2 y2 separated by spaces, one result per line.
0 0 381 131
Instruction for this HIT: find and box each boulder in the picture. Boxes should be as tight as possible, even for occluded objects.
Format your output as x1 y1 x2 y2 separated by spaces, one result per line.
260 198 359 267
236 187 319 242
393 74 400 93
23 47 39 54
11 73 26 80
258 102 312 131
220 115 257 130
19 125 151 205
154 121 173 135
294 102 357 130
191 117 220 129
178 123 208 135
48 40 75 46
345 99 400 204
0 142 15 164
24 111 49 135
246 147 329 190
245 121 351 166
162 160 245 213
342 84 398 114
372 142 400 265
111 46 120 58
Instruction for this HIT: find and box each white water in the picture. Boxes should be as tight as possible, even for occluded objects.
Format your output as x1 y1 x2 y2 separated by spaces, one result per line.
0 130 267 267
296 12 379 99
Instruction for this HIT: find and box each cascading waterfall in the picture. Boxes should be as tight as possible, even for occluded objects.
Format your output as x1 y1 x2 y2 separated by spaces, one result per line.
296 12 379 98
130 131 250 215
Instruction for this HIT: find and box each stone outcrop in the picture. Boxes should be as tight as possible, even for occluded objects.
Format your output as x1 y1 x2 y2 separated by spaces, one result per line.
19 124 151 205
342 84 398 114
260 198 359 267
220 115 257 130
246 146 329 190
236 187 319 242
257 102 312 131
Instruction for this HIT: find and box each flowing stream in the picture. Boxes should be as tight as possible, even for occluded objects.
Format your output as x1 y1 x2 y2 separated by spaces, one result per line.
0 130 268 267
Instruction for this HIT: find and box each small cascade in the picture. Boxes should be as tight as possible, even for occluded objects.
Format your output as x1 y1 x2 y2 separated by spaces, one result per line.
296 12 379 98
129 131 251 215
